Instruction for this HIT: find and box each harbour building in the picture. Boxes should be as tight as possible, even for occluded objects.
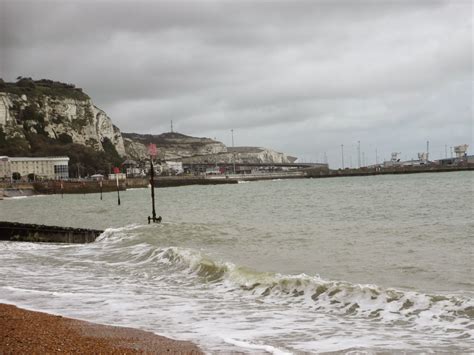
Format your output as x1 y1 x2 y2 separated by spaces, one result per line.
0 156 69 180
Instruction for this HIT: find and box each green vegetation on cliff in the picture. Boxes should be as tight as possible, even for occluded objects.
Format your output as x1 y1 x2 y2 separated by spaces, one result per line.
0 77 89 101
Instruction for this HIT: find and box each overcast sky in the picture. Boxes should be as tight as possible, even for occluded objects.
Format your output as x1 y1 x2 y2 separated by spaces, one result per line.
1 0 472 167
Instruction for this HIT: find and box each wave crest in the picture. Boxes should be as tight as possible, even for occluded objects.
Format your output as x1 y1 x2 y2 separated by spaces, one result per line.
150 246 473 329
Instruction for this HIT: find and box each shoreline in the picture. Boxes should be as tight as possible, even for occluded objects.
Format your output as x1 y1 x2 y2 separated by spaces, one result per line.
0 303 203 354
0 166 472 197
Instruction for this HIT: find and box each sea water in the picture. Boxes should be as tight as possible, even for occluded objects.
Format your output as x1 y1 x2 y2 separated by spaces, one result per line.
0 171 473 353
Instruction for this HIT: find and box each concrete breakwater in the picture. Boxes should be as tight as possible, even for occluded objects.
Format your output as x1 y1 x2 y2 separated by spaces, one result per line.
1 165 471 198
0 221 103 243
125 176 239 188
306 164 474 178
0 177 238 195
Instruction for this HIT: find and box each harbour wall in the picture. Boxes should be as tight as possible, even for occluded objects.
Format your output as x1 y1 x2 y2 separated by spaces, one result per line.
32 180 127 194
306 165 474 178
1 165 471 197
125 176 239 188
0 221 102 244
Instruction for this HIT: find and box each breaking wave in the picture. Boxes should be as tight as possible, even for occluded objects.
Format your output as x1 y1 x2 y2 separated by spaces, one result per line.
96 228 474 335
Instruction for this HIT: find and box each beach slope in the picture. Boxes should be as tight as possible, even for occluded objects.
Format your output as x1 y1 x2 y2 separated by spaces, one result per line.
0 303 202 354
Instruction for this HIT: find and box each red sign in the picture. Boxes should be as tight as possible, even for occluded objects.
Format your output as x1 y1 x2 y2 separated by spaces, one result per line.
148 143 157 157
113 167 120 174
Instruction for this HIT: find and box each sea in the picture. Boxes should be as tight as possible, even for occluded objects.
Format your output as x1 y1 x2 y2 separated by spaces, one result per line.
0 171 473 354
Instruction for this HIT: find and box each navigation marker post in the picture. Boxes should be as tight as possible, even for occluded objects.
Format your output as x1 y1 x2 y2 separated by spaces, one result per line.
148 143 161 224
99 179 103 200
114 167 121 206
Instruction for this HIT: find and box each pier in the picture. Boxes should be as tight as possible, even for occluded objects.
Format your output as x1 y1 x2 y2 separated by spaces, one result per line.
0 221 103 244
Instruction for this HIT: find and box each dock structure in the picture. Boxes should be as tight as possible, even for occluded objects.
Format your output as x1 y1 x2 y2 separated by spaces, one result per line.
0 222 103 244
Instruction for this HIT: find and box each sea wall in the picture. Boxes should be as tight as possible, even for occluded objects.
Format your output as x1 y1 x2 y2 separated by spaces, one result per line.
0 221 102 243
125 176 238 188
32 180 126 194
306 165 474 178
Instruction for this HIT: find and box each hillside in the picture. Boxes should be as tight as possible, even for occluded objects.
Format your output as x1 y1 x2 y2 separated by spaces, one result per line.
122 132 227 161
124 132 297 164
0 77 297 176
0 78 125 176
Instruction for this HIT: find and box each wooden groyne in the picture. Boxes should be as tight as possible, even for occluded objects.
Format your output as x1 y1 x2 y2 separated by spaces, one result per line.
0 221 103 244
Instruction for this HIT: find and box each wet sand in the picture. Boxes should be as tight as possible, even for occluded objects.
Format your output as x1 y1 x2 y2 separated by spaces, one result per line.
0 303 203 354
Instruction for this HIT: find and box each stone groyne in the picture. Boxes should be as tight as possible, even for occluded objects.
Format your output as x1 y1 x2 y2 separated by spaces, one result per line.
0 221 103 243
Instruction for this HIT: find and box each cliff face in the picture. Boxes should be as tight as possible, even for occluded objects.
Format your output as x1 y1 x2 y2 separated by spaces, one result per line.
181 147 297 164
0 80 125 156
123 132 297 164
123 132 227 161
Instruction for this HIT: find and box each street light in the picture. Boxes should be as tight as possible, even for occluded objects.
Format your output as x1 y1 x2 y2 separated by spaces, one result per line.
231 129 236 174
357 140 361 168
341 144 344 169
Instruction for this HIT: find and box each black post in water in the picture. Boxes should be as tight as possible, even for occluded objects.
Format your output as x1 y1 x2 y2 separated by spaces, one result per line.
100 180 103 200
150 157 157 221
116 175 121 206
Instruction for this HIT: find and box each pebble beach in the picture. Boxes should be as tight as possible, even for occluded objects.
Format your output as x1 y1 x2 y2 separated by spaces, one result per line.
0 303 203 354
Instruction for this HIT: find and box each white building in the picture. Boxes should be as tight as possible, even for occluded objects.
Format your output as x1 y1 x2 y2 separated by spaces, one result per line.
164 161 183 175
108 173 126 180
0 156 69 180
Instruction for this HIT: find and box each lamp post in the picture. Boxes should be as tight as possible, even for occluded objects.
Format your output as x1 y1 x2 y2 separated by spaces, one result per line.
357 140 361 168
341 144 344 169
231 129 236 175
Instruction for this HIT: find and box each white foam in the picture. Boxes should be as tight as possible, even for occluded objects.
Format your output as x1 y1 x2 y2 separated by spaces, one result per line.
223 338 293 355
1 227 473 354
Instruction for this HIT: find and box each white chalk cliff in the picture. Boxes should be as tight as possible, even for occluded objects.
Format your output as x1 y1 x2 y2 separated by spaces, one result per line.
0 91 126 155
